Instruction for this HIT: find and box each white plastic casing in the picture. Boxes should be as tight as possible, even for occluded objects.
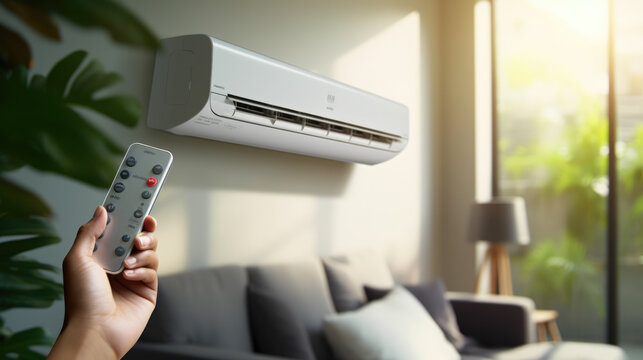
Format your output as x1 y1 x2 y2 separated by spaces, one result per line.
147 35 409 165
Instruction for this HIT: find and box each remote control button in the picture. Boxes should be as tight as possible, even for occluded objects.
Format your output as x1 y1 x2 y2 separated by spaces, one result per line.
122 234 131 242
120 170 130 179
114 246 126 257
98 232 104 239
126 156 136 167
106 215 111 225
134 210 143 218
142 190 151 199
93 244 98 252
105 203 115 212
114 182 125 193
146 177 158 187
152 164 163 174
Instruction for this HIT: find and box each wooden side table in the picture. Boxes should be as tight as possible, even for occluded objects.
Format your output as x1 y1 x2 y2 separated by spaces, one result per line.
532 309 562 342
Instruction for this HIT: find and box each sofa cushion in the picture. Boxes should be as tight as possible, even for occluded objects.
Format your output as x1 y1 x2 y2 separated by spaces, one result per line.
364 279 467 350
463 342 626 360
125 342 293 360
323 250 395 312
247 285 316 360
323 286 460 360
248 260 335 360
141 266 253 352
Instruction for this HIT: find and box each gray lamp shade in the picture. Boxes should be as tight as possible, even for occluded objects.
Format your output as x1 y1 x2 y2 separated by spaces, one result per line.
469 197 530 244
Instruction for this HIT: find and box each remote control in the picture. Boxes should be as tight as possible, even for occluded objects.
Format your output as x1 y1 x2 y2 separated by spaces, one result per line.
93 143 173 274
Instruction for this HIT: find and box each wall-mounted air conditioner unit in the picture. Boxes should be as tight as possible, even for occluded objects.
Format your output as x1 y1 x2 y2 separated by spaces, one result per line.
147 35 409 165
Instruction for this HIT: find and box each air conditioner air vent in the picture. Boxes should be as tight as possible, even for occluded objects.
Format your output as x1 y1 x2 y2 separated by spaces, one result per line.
230 95 400 149
305 119 328 131
330 124 351 136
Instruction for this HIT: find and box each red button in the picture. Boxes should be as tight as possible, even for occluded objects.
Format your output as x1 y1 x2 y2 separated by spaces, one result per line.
146 177 158 187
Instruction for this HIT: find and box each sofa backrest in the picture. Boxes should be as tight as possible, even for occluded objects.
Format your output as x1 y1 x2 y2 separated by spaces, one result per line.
248 259 336 360
141 265 254 353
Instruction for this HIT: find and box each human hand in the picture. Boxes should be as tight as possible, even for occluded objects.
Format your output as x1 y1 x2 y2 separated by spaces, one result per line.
48 206 159 359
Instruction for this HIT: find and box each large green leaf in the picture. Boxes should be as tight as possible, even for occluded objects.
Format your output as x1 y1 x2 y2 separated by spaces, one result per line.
0 0 158 50
0 326 51 357
53 0 159 50
0 256 58 273
0 152 25 172
0 176 52 218
75 95 140 127
28 73 45 92
0 271 62 292
66 59 122 100
1 0 60 41
0 23 32 69
0 289 62 311
0 65 126 187
45 50 86 97
0 217 58 239
0 219 60 252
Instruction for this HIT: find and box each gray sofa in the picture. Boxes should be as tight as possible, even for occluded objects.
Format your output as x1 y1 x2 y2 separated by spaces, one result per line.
123 254 625 360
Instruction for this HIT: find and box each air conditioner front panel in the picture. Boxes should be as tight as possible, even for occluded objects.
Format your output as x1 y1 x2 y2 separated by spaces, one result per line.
208 37 408 138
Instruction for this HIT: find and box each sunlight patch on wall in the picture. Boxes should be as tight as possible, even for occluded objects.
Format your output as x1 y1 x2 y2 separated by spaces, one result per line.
154 186 320 274
329 11 423 279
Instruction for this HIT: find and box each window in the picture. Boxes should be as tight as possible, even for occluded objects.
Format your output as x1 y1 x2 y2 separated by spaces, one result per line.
494 0 643 354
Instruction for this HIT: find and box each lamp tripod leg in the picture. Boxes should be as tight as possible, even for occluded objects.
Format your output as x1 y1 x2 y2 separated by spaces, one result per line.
475 245 493 293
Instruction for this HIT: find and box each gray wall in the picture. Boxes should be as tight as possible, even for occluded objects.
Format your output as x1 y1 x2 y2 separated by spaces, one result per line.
2 0 451 343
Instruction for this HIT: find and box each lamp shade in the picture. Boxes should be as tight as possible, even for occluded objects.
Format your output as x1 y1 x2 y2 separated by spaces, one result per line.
469 197 530 244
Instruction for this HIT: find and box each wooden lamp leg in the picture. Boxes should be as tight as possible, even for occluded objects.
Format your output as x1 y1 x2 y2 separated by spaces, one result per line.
497 244 513 295
475 245 492 293
475 243 514 295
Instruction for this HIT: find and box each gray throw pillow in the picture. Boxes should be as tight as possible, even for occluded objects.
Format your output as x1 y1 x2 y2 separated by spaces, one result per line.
323 259 365 312
323 251 395 313
364 279 467 350
247 285 316 360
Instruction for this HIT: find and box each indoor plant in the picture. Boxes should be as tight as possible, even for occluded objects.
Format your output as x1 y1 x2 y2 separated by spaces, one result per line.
0 0 158 358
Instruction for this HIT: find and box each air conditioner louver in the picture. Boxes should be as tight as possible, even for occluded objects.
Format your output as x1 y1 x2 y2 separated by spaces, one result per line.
229 96 400 150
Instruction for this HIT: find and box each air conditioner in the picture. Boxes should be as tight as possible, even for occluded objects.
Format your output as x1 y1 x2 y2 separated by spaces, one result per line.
147 35 409 165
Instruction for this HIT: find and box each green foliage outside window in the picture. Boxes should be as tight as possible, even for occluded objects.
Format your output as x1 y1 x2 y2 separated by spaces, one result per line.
501 62 643 314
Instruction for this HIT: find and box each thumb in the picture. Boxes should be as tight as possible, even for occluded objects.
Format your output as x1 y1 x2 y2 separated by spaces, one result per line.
71 206 107 256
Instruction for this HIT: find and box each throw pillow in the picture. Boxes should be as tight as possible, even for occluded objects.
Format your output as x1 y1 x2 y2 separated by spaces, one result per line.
323 250 395 313
323 286 460 360
364 279 467 350
246 285 316 360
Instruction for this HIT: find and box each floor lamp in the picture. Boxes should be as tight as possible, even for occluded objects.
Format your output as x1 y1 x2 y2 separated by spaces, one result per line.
469 197 530 295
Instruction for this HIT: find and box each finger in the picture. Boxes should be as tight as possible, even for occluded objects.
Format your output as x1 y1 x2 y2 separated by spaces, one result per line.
134 232 157 251
122 267 157 287
71 206 107 256
142 216 157 233
123 250 159 271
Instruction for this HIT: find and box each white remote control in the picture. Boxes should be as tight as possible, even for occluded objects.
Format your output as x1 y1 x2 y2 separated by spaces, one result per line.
93 143 173 274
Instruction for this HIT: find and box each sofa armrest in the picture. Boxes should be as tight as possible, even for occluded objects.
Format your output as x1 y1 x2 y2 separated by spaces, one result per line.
123 342 292 360
447 292 536 348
